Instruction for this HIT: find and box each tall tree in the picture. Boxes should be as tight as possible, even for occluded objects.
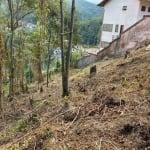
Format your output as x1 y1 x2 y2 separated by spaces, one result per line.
0 33 5 115
6 0 34 96
60 0 75 97
7 0 15 97
46 1 60 87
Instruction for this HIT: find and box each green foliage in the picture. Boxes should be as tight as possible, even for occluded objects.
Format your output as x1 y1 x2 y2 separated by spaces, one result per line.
16 119 28 133
121 77 129 85
54 59 61 72
67 0 104 22
44 128 52 139
25 68 34 83
80 17 103 46
12 144 20 150
67 0 103 46
28 113 39 124
22 137 32 149
71 49 83 67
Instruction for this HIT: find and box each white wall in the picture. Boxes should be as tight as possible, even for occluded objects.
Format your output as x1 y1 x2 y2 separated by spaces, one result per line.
124 0 140 29
100 0 141 47
100 0 150 48
137 0 150 20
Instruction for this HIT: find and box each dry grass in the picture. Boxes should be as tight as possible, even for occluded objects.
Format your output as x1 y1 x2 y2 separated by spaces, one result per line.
0 48 150 150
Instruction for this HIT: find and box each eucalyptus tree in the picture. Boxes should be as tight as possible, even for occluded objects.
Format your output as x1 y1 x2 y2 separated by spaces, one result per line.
0 33 5 119
25 0 50 84
60 0 75 97
4 0 36 97
27 0 61 86
25 30 44 83
46 0 60 87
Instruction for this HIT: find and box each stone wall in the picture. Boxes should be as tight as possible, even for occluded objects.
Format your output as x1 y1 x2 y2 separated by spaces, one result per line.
98 16 150 59
77 54 97 68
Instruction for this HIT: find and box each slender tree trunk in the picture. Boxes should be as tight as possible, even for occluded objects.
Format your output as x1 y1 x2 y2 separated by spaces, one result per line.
60 0 75 97
0 34 5 120
0 61 3 112
18 29 25 93
37 60 43 83
60 0 66 97
46 35 51 87
65 0 75 95
20 69 24 92
9 31 14 96
8 0 15 97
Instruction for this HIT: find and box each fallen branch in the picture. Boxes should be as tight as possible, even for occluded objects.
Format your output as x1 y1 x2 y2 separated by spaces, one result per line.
0 107 76 150
103 140 119 150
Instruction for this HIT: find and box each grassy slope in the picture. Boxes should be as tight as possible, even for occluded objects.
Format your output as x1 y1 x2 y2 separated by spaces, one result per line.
0 48 150 150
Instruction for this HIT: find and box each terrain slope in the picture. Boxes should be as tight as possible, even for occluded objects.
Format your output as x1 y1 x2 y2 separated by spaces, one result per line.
0 48 150 150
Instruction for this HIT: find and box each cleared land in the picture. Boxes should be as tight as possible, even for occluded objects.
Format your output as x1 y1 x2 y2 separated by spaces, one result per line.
0 48 150 150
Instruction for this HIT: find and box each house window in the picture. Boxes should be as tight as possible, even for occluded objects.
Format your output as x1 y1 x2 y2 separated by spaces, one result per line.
141 6 146 11
103 24 113 32
115 24 119 32
122 6 127 11
148 7 150 12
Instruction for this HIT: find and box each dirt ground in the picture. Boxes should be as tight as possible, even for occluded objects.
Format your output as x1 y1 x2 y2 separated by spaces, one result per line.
0 48 150 150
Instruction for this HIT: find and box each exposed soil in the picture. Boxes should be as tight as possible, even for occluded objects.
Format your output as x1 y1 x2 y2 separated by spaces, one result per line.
0 48 150 150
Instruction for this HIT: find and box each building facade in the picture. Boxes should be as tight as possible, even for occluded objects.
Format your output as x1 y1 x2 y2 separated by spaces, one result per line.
98 0 150 48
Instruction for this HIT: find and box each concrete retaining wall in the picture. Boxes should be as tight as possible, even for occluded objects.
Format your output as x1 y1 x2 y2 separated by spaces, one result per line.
77 54 97 68
98 16 150 59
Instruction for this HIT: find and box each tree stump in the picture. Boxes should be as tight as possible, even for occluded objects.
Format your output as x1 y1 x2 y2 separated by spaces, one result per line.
90 65 97 77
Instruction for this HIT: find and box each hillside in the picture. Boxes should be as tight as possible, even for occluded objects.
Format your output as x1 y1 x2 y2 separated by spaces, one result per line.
0 46 150 149
67 0 104 21
68 0 104 45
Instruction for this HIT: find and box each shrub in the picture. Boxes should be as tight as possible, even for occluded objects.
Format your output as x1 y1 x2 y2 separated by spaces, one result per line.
16 119 28 133
25 68 34 83
71 49 83 68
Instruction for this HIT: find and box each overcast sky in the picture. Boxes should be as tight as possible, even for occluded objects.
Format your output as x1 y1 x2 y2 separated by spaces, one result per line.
86 0 100 4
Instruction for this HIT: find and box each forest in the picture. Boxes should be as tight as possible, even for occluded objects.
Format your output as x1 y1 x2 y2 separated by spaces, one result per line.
0 0 102 99
0 0 103 91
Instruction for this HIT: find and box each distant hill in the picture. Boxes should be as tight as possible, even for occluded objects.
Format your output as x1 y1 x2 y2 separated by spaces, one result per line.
67 0 104 22
67 0 104 45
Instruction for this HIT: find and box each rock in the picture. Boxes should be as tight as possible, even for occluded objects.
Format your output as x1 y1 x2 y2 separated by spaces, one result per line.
103 56 109 60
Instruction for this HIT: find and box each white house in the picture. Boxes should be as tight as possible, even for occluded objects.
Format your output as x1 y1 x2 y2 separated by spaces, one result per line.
98 0 150 48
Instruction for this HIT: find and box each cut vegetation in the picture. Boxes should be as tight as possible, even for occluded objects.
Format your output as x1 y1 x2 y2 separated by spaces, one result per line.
0 47 150 150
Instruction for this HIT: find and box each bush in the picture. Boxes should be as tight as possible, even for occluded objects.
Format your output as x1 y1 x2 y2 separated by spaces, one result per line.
71 49 83 68
54 59 61 72
16 119 28 133
25 68 33 83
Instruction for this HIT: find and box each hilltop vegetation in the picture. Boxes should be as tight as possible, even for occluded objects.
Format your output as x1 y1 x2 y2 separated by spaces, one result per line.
80 17 103 45
67 0 104 45
75 0 103 22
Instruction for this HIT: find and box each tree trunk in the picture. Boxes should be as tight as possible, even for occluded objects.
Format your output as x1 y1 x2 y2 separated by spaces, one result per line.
46 35 51 87
65 0 75 95
60 0 65 97
60 0 75 97
0 63 3 111
8 0 15 97
37 60 43 83
0 33 5 119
